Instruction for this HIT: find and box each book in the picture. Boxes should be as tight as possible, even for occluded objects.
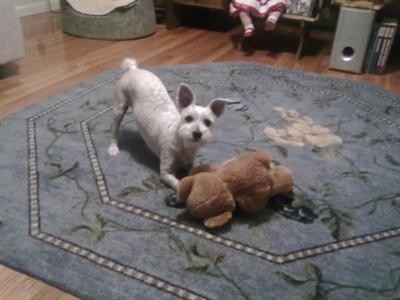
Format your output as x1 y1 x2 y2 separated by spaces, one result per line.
376 26 391 71
375 18 398 74
370 25 386 73
364 18 398 74
380 27 395 72
363 23 379 73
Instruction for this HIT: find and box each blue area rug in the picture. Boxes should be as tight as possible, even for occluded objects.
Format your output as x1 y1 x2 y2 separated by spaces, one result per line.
1 61 400 300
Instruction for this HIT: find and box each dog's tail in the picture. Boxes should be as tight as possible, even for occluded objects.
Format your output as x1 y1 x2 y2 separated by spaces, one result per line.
121 58 138 72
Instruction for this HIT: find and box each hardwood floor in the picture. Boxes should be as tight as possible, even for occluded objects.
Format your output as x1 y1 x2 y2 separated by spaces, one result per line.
0 11 399 300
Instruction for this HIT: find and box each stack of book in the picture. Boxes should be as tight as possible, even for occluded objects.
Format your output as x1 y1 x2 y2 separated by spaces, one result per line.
364 18 398 74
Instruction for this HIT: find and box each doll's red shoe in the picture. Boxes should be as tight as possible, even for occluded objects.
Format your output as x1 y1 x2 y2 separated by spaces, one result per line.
243 25 255 37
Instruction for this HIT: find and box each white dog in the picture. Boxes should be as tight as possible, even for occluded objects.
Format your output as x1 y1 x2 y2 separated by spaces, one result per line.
108 58 227 190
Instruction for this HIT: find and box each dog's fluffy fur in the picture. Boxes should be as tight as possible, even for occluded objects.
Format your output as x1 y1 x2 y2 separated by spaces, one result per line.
108 58 228 190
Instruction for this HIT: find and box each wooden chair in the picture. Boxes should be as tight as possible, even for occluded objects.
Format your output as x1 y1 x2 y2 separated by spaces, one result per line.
165 0 326 60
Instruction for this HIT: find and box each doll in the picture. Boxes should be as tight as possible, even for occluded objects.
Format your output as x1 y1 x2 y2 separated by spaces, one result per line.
230 0 289 37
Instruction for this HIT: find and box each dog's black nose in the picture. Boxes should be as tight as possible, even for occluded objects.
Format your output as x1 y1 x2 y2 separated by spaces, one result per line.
192 131 202 140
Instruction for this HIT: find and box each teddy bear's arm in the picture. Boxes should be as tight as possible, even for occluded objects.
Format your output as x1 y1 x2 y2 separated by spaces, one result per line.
177 176 194 204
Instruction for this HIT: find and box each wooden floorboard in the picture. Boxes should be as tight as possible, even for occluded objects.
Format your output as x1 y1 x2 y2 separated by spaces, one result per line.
0 11 399 300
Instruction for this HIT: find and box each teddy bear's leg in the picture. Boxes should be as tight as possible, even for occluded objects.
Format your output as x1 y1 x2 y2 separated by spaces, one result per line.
204 211 233 228
270 165 293 196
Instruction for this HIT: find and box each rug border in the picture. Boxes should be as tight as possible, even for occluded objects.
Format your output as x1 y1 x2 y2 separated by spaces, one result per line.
28 61 400 263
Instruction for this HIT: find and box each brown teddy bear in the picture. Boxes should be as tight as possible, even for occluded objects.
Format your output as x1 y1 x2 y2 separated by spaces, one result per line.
176 151 293 228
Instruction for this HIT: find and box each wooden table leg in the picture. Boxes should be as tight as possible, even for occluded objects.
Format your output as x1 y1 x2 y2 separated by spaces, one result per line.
296 20 305 60
165 0 181 29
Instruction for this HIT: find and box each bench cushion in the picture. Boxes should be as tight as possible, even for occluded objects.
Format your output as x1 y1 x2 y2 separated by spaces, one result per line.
60 0 156 40
66 0 137 15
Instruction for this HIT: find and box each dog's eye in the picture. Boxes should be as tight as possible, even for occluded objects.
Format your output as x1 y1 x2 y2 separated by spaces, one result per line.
204 119 212 127
185 116 193 123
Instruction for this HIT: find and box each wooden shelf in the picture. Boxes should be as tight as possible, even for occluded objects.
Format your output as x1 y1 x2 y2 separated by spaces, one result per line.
331 0 385 10
282 14 319 22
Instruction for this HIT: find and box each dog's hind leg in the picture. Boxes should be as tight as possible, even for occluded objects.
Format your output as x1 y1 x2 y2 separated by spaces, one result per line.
108 90 129 156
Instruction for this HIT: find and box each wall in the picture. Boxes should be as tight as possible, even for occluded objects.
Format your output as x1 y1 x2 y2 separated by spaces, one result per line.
15 0 60 17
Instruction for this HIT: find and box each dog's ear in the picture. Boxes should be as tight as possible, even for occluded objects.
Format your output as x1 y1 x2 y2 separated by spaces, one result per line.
208 98 227 118
177 83 195 110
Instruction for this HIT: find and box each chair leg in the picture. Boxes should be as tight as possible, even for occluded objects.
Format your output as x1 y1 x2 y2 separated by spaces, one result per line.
296 20 305 60
240 36 254 54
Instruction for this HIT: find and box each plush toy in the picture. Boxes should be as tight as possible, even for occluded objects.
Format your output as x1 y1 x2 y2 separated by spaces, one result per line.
177 151 293 228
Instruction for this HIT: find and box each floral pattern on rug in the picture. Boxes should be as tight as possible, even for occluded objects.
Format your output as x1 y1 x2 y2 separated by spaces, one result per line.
264 107 343 148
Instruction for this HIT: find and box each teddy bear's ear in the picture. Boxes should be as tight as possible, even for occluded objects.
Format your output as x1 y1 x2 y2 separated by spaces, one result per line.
189 164 220 176
177 176 194 204
270 165 293 196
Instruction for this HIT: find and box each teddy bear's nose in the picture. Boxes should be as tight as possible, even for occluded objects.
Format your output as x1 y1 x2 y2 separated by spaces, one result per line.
192 131 202 141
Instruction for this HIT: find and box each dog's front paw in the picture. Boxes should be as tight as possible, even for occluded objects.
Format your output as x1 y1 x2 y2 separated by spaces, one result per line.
108 144 120 156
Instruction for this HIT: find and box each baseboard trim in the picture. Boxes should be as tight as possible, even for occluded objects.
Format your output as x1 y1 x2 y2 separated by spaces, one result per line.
16 0 60 17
